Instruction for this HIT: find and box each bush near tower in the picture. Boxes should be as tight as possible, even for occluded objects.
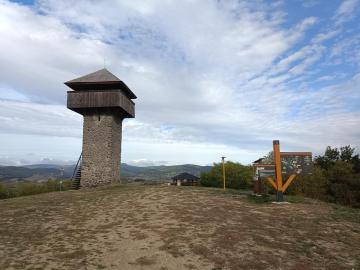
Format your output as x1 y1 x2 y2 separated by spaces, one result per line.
200 161 252 189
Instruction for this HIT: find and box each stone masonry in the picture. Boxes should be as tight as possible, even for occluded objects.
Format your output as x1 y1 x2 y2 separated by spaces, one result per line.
81 112 123 188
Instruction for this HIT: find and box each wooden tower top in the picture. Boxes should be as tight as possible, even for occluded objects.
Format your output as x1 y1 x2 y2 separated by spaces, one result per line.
65 68 137 99
65 68 136 118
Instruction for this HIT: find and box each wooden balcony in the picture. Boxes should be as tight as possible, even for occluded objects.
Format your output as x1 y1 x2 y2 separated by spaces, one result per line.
67 90 135 118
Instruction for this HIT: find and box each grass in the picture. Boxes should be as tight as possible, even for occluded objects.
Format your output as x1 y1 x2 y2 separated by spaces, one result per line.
331 204 360 224
0 179 71 200
199 186 310 204
243 189 360 223
247 193 273 203
1 184 360 269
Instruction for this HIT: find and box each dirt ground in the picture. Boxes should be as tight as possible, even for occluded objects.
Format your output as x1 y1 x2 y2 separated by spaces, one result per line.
0 184 359 270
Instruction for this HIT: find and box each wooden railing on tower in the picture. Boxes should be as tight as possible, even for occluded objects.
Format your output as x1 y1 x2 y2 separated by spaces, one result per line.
71 153 82 190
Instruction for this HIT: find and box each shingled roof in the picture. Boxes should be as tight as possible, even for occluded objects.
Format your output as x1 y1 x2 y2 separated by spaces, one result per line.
172 172 199 181
65 68 137 99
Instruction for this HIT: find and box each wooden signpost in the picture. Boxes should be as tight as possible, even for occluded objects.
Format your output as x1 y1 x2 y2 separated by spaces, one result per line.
253 140 312 202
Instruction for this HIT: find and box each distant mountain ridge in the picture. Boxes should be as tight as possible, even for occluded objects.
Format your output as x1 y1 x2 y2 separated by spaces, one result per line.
0 163 212 182
121 163 211 180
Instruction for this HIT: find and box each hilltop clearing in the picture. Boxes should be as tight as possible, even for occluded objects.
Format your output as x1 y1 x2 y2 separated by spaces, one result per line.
0 185 359 269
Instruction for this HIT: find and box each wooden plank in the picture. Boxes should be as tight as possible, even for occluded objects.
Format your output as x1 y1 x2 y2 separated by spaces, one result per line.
282 174 297 192
266 177 277 190
67 90 135 117
280 152 312 156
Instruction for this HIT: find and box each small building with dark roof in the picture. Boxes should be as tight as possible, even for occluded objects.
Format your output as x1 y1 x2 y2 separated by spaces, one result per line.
253 157 264 164
172 173 199 186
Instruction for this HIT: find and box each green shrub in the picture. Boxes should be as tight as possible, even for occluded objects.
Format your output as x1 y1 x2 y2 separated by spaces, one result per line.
287 146 360 208
0 179 72 200
0 183 8 199
200 161 252 189
287 166 329 201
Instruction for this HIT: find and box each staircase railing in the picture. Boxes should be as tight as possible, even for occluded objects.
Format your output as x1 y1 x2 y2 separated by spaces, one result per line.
71 152 82 181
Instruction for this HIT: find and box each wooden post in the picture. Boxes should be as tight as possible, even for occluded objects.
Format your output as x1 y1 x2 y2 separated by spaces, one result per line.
221 157 226 191
273 140 283 202
282 174 296 192
266 177 277 190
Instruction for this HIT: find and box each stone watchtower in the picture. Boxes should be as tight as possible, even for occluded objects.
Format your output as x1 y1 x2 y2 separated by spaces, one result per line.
65 68 136 188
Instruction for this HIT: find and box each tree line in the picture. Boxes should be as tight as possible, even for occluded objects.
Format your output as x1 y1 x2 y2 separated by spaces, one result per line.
288 145 360 207
200 145 360 208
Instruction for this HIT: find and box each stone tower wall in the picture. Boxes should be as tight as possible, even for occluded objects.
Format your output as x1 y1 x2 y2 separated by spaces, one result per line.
80 112 123 188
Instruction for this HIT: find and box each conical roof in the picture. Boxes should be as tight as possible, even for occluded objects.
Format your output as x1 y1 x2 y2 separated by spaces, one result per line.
65 68 137 99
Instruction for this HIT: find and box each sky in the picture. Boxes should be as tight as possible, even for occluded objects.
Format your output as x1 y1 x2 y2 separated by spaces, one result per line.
0 0 359 166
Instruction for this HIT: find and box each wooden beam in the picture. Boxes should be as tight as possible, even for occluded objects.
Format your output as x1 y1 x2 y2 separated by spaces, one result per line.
273 140 282 192
282 174 297 193
67 91 135 117
266 177 277 190
273 140 285 202
280 152 312 156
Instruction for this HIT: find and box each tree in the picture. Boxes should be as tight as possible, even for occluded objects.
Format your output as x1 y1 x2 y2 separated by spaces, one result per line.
325 146 340 161
261 151 274 164
287 166 328 201
326 161 358 206
200 161 252 189
351 154 360 173
340 145 355 162
315 146 340 170
302 145 360 208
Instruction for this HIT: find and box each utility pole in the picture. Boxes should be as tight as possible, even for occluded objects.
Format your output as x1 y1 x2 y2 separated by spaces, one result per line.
221 156 226 191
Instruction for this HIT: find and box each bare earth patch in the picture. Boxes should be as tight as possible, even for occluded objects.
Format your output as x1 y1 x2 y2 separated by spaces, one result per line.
0 185 359 269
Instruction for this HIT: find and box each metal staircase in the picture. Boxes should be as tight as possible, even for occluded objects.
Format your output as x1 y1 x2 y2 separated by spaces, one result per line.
71 153 82 190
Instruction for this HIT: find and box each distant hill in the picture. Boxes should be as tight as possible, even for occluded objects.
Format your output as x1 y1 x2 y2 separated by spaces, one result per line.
0 163 212 182
121 164 212 180
0 166 72 182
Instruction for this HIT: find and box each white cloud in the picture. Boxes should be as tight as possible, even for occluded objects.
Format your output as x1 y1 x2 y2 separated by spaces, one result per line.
0 99 82 137
0 133 82 166
0 0 359 166
334 0 359 25
288 47 324 75
126 159 170 167
312 29 340 44
0 0 113 103
329 34 360 65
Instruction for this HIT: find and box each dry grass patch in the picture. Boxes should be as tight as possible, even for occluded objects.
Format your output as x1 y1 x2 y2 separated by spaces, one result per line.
0 184 359 269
